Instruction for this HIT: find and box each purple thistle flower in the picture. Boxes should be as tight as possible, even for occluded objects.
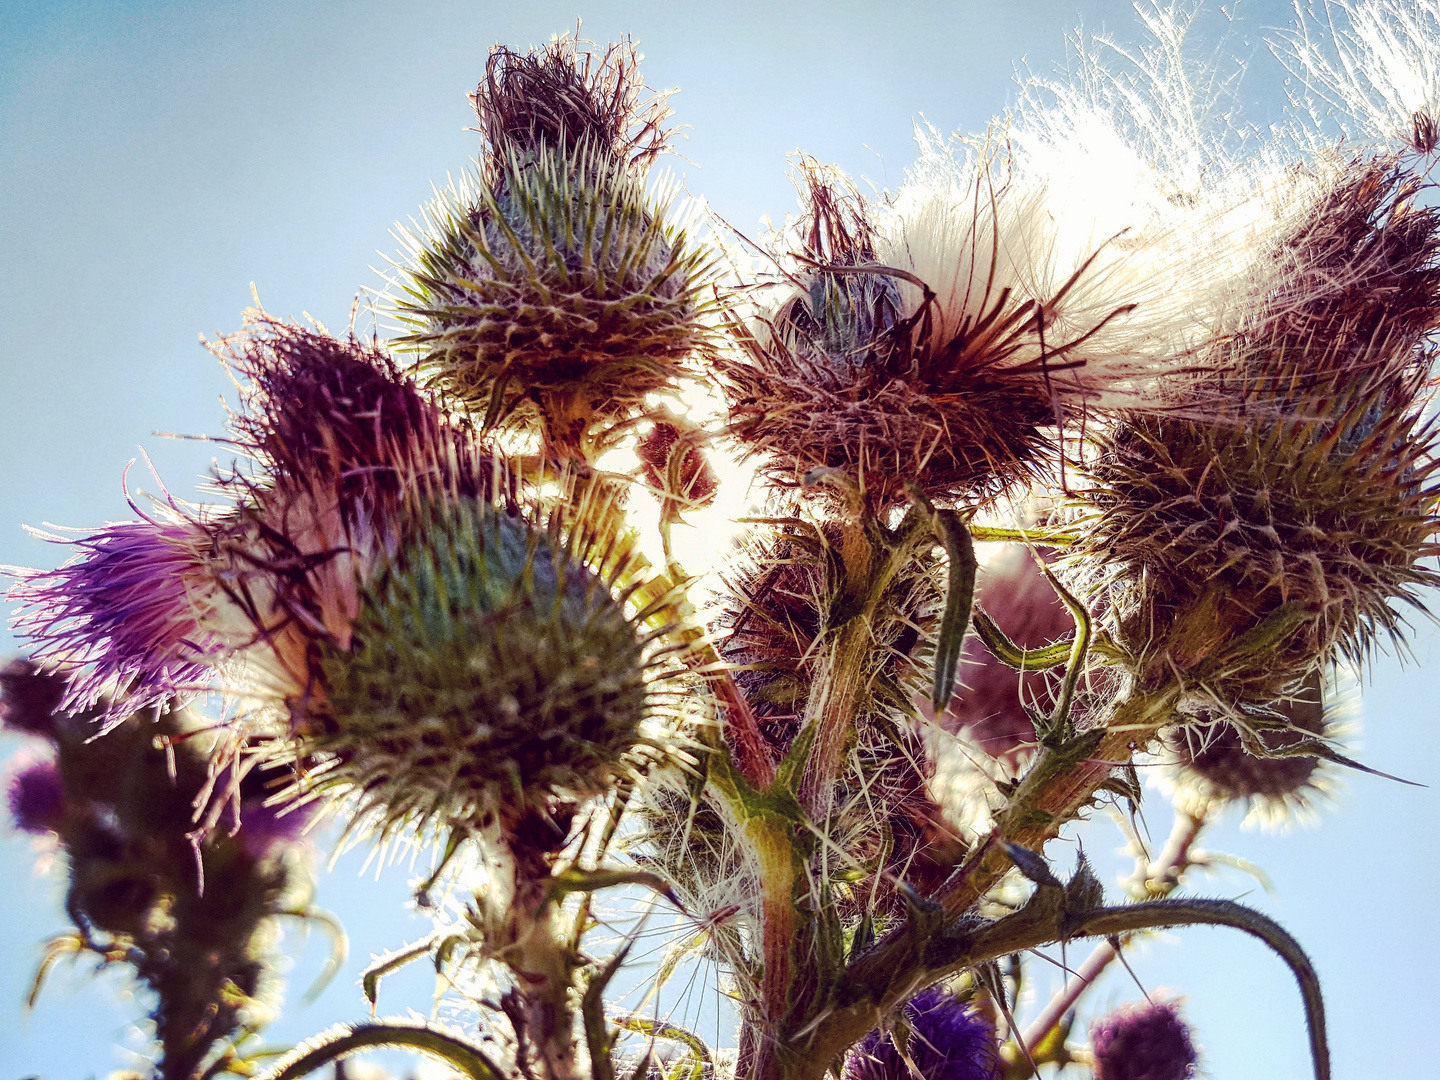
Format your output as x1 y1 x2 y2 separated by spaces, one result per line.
6 755 66 834
1090 1000 1198 1080
846 988 1000 1080
8 517 222 722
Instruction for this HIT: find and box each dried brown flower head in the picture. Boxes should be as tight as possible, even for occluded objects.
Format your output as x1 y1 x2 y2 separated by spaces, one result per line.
1082 154 1440 706
472 34 672 176
636 413 719 523
722 151 1178 509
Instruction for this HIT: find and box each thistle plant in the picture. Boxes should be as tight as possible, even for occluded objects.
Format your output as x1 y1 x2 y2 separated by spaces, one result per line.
6 6 1440 1080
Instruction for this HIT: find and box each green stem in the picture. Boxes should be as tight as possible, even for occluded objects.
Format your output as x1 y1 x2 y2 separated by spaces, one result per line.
257 1022 505 1080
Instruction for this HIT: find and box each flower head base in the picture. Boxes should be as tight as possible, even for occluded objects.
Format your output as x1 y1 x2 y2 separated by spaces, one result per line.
1082 155 1440 705
846 988 1000 1080
300 498 665 839
1090 999 1198 1080
7 514 224 723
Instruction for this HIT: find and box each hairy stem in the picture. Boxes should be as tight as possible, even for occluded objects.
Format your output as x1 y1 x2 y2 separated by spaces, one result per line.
258 1021 505 1080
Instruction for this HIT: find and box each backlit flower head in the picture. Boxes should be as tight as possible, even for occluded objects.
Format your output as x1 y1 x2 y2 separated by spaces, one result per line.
846 987 1000 1080
1157 667 1357 829
1090 999 1198 1080
290 497 681 841
1081 153 1440 707
636 412 719 523
391 36 720 450
7 512 226 722
941 544 1071 765
722 136 1204 509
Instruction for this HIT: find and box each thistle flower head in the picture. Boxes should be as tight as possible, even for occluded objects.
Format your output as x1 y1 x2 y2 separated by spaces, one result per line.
1158 668 1356 828
393 41 717 448
1081 154 1440 705
6 754 66 834
7 513 225 722
636 412 719 523
297 498 669 839
722 135 1204 508
207 316 508 713
846 988 1000 1080
1090 999 1198 1080
472 33 673 176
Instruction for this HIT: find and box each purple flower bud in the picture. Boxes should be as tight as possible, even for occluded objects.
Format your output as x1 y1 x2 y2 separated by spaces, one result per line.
8 516 221 722
847 988 1000 1080
1090 1000 1198 1080
6 756 66 834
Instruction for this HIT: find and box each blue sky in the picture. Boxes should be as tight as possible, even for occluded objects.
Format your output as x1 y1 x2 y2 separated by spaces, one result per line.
1 2 1436 1077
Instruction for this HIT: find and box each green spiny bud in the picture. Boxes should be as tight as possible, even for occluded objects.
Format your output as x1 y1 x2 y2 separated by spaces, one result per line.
312 499 659 837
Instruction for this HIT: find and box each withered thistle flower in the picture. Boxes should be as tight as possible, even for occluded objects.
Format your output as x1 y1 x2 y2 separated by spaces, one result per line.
1089 999 1198 1080
297 497 673 840
472 35 672 175
1081 154 1440 707
846 987 1000 1080
7 513 226 723
722 145 1185 508
218 312 496 508
393 35 718 448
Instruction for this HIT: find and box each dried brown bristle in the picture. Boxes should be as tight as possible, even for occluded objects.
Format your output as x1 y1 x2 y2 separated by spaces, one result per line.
472 35 672 175
721 156 1081 508
1083 154 1440 703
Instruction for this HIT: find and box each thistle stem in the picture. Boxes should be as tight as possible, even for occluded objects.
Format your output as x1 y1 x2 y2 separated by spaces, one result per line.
1016 810 1209 1056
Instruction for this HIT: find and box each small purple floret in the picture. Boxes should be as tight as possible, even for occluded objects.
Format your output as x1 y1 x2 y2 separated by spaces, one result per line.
7 757 66 834
846 988 1000 1080
1091 1000 1198 1080
234 797 312 858
8 518 218 722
